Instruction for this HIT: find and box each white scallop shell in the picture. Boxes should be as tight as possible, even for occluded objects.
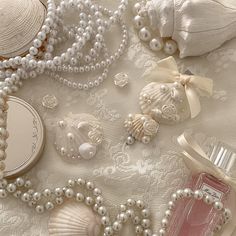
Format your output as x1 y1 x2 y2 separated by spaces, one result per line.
124 113 159 143
54 113 103 161
0 0 46 58
48 202 101 236
139 82 190 125
147 0 236 58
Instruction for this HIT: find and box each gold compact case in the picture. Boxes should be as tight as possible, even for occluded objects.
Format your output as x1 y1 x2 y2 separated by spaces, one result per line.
4 96 45 178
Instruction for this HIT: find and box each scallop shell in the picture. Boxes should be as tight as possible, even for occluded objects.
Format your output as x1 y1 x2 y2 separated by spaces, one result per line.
54 113 103 161
48 202 101 236
124 113 159 143
139 82 191 125
147 0 236 58
0 0 46 58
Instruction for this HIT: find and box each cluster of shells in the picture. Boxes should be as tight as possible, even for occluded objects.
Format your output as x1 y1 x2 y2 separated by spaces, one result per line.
124 81 190 144
54 113 103 161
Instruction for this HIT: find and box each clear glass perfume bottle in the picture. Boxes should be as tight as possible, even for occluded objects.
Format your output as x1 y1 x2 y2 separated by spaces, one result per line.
167 141 236 236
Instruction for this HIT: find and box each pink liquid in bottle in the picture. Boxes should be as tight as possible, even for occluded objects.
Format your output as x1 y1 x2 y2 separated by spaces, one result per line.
167 141 235 236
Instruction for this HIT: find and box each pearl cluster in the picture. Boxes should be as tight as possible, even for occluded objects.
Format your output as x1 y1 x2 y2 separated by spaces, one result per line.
0 0 129 93
0 174 231 236
133 1 178 55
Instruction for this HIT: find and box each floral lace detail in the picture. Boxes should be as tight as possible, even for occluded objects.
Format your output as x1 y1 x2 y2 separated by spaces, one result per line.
87 89 121 122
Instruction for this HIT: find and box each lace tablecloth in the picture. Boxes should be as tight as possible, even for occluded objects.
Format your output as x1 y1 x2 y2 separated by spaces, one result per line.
1 1 236 235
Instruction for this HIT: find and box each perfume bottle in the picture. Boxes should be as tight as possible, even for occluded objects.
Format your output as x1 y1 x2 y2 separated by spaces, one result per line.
167 141 236 236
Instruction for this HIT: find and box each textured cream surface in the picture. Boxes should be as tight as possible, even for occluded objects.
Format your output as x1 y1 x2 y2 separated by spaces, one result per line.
1 0 236 235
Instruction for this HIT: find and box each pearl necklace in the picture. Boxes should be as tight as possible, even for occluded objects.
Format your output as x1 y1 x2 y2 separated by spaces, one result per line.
0 0 129 92
132 1 178 55
0 175 231 236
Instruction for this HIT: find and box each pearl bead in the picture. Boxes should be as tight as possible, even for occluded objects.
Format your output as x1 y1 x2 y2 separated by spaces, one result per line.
65 188 74 198
133 15 145 29
0 179 7 188
79 143 97 160
118 213 128 222
6 183 16 193
142 219 151 228
55 197 64 205
143 229 152 236
164 40 178 55
21 193 30 202
54 187 63 196
136 200 145 209
203 195 213 205
133 2 141 14
77 178 86 186
76 193 85 202
24 180 32 188
135 225 143 234
93 188 102 196
16 178 25 187
43 188 52 197
139 27 151 42
104 226 113 236
133 216 140 224
101 216 110 226
141 209 150 218
223 208 232 219
67 179 75 187
159 228 166 236
33 192 42 201
183 188 193 198
0 189 7 198
149 37 164 51
35 205 44 214
86 181 95 190
142 136 151 144
126 209 135 218
194 190 204 200
113 221 122 231
161 218 169 228
85 196 94 206
127 136 135 145
127 198 136 206
213 201 223 211
98 206 107 216
45 202 54 210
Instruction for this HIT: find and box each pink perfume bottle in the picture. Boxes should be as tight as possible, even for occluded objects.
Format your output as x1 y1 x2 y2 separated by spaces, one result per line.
167 141 236 236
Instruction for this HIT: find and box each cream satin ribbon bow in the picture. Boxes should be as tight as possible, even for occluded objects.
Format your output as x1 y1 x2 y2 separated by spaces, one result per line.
177 132 236 190
145 56 213 118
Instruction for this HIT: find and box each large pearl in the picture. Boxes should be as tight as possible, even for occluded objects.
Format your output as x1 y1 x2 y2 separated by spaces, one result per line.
79 143 97 160
164 40 178 55
133 15 145 29
149 37 164 51
139 27 151 42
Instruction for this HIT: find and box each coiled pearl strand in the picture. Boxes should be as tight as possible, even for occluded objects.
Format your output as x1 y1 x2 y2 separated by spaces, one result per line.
0 0 129 92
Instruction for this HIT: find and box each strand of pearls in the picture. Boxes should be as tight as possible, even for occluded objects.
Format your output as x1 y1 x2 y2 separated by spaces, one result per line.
0 173 231 236
132 1 178 55
0 0 129 92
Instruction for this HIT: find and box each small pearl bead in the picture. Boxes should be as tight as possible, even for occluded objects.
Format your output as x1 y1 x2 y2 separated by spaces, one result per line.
54 187 63 196
133 15 145 29
21 193 30 202
33 192 42 201
43 189 52 197
194 190 204 200
104 226 113 236
127 198 135 206
118 213 128 223
86 181 95 190
113 221 122 231
45 202 54 211
6 183 16 193
161 218 169 228
76 193 85 202
204 195 213 205
136 200 145 209
213 201 223 211
183 188 193 198
65 188 74 198
127 136 135 145
139 27 151 42
142 219 151 228
98 206 107 216
126 209 135 218
149 38 164 51
77 178 86 186
143 229 152 236
0 189 7 198
35 205 44 214
135 225 143 234
101 216 110 226
164 40 178 55
85 196 94 206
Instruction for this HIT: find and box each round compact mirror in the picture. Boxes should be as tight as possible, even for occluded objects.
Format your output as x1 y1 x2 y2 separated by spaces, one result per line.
4 96 45 178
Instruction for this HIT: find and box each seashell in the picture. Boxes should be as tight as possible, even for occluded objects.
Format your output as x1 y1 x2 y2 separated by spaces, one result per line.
0 0 46 58
147 0 236 58
124 113 159 144
139 82 191 124
48 201 101 236
54 113 103 161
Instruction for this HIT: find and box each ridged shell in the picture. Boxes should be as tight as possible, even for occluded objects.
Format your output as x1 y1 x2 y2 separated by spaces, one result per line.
139 82 190 125
54 113 103 160
0 0 46 58
124 114 159 142
48 202 101 236
148 0 236 58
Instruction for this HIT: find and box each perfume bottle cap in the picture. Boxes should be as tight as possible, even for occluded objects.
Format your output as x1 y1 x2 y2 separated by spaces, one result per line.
209 141 236 176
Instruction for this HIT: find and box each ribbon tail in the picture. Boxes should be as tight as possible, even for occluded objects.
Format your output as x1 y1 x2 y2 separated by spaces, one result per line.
185 85 201 118
190 76 213 96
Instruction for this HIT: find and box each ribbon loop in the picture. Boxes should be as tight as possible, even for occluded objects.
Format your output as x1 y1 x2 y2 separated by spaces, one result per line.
178 132 236 190
145 56 213 118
